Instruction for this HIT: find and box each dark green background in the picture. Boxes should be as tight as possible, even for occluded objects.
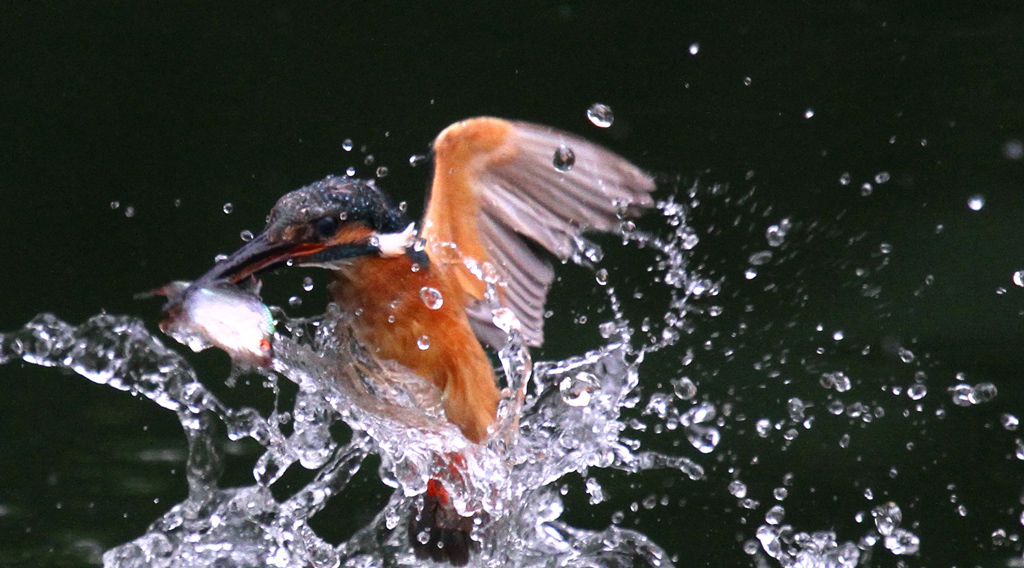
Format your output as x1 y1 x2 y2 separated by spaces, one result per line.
2 2 1024 567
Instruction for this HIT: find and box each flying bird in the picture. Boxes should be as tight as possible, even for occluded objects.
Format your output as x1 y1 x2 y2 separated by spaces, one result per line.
185 117 655 564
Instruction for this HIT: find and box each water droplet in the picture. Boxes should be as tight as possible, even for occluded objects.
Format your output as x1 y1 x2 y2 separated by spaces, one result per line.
595 268 608 285
288 296 302 307
897 347 915 363
786 397 807 422
110 201 120 210
748 250 773 266
970 382 998 404
743 76 752 86
686 424 720 453
346 167 356 177
416 529 430 544
585 478 606 505
688 42 700 55
804 108 815 119
832 330 845 341
907 384 927 400
641 494 657 509
418 287 444 310
375 166 389 178
222 203 234 214
861 182 873 196
240 230 254 242
342 139 353 152
765 218 791 247
586 103 614 128
744 268 758 280
124 206 136 218
968 195 985 211
672 377 697 400
553 144 575 171
949 383 973 406
416 335 431 350
874 171 891 184
173 198 182 207
728 480 747 498
839 172 851 186
1013 271 1024 287
1001 413 1019 431
1004 139 1023 160
872 502 902 536
884 529 920 555
755 418 771 437
302 277 314 292
765 505 785 525
560 372 601 407
408 154 427 167
363 154 375 166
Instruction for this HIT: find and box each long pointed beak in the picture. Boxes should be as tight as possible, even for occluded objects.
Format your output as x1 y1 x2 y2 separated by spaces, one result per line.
193 232 326 288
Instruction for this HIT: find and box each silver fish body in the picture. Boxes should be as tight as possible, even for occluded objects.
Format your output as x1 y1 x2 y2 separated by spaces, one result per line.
158 281 275 366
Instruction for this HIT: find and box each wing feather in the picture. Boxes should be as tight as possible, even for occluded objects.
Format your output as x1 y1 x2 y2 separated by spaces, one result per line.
422 117 655 348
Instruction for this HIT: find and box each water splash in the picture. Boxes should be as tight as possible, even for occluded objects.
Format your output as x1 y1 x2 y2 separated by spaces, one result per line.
12 174 1011 566
0 197 709 568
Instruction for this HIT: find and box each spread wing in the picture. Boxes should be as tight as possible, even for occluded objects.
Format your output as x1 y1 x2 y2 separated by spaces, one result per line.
421 117 656 348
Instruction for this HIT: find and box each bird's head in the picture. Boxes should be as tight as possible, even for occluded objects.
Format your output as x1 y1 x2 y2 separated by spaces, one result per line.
195 176 418 286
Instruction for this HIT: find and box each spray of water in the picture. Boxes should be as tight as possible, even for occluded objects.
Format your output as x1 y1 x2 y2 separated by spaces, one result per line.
0 183 935 568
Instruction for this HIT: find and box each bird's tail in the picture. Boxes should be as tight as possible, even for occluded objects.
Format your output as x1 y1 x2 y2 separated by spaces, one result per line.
409 478 479 566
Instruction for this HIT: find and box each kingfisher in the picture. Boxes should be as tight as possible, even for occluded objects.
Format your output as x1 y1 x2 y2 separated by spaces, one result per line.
187 117 655 564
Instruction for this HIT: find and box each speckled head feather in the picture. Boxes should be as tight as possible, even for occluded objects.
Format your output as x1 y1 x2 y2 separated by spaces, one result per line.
265 176 409 240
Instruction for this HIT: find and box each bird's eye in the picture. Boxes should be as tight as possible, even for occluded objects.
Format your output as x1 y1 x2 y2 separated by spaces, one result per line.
314 216 340 239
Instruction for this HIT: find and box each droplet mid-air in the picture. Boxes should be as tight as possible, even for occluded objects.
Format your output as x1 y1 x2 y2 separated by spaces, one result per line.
586 103 614 128
1013 270 1024 287
748 251 773 266
553 144 576 171
416 335 431 350
418 287 444 310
